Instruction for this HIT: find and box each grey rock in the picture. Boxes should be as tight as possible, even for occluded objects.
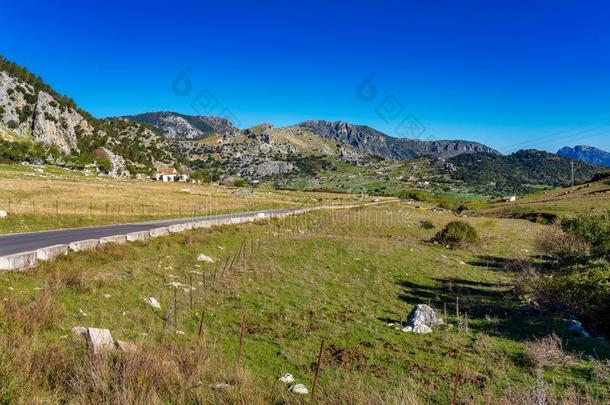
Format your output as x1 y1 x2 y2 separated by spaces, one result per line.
405 304 443 333
85 327 114 355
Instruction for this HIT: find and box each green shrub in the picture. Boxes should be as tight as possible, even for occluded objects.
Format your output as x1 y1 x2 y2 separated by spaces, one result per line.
561 213 610 261
420 220 435 230
437 199 456 211
6 120 19 129
233 178 246 188
536 228 590 266
433 221 479 248
398 189 428 202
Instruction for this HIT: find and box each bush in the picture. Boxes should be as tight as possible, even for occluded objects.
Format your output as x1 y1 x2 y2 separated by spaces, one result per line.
398 189 428 202
536 228 590 266
433 221 479 248
420 220 435 230
233 178 246 187
561 213 610 262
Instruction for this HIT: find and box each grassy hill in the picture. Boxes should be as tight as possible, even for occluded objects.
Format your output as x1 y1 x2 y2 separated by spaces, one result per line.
446 150 603 196
0 203 608 402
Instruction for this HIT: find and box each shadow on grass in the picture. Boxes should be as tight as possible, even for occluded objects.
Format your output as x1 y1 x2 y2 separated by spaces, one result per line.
396 276 610 359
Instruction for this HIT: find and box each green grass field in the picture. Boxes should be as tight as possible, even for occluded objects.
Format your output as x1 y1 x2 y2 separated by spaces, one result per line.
1 203 608 403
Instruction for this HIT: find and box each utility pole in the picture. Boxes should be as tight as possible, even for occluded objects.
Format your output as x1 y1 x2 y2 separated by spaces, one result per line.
571 161 575 188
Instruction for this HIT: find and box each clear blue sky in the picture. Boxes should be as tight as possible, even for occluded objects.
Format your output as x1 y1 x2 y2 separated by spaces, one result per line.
2 0 609 153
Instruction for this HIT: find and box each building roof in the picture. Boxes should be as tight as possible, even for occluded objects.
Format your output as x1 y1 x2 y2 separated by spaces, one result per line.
157 167 177 175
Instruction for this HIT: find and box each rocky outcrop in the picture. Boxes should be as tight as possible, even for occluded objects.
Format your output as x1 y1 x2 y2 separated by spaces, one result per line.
251 160 295 178
96 148 129 177
297 120 500 160
121 111 239 140
33 91 96 154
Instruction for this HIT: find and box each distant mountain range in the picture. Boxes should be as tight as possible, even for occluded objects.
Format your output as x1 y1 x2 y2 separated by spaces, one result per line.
557 145 610 167
0 55 606 196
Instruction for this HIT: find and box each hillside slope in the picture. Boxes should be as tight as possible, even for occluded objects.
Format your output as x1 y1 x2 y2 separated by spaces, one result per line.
0 56 182 175
445 149 604 195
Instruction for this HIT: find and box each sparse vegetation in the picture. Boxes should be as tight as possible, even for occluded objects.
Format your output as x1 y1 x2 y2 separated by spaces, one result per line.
0 204 607 402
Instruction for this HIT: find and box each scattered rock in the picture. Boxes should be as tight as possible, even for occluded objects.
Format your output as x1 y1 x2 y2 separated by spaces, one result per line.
86 328 114 355
289 384 309 395
404 304 443 334
197 254 214 263
279 374 295 384
0 210 7 218
103 294 111 299
144 297 161 310
412 324 433 334
116 340 138 353
209 382 232 390
72 326 87 337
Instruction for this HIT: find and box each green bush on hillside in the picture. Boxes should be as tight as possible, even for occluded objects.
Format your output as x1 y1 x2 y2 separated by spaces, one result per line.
398 189 428 202
561 213 610 262
433 221 479 248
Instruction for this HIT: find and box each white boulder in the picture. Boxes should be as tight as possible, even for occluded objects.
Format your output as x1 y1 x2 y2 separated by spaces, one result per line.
0 210 7 218
144 297 161 310
197 254 214 263
289 384 309 395
279 374 295 384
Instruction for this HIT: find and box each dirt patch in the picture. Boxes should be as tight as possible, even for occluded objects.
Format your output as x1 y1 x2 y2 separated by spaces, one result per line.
316 345 368 371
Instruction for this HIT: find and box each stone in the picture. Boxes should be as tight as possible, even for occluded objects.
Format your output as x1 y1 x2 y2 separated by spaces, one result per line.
149 227 169 238
72 326 87 337
69 239 99 252
36 244 69 261
0 210 7 218
289 384 309 395
126 231 150 242
0 251 37 270
99 235 127 245
210 383 232 390
197 254 214 263
279 374 295 384
86 328 114 355
144 297 161 310
116 340 138 353
412 324 433 334
404 304 443 334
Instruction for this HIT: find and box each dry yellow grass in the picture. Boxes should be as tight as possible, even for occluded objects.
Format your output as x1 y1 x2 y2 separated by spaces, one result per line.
0 163 378 233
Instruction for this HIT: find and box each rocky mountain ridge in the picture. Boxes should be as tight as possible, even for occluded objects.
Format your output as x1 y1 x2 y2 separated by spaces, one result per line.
296 120 500 160
121 112 238 140
557 145 610 167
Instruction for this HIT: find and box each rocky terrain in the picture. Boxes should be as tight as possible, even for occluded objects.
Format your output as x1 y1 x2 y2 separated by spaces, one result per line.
558 145 610 167
0 58 182 176
121 112 238 140
1 56 605 195
297 120 500 159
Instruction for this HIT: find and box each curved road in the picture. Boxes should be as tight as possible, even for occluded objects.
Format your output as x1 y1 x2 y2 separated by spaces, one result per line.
0 207 299 257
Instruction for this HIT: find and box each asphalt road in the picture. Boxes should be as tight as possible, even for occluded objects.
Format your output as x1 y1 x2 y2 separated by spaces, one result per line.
0 208 299 257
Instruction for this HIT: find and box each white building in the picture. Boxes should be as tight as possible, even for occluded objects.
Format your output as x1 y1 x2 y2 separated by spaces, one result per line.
155 167 178 182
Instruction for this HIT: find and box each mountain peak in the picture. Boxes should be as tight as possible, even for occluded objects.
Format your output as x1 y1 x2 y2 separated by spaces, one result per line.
557 145 610 167
121 112 239 140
